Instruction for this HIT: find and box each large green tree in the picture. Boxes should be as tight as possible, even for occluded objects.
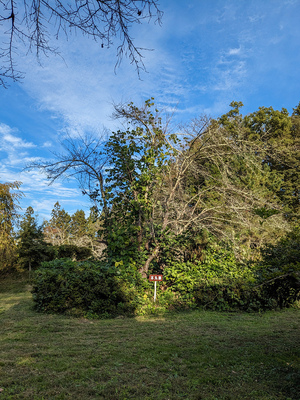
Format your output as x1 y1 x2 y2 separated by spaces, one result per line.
243 104 300 219
0 181 22 271
17 206 51 272
217 102 299 252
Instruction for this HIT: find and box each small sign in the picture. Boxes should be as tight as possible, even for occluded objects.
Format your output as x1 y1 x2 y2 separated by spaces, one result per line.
149 274 163 282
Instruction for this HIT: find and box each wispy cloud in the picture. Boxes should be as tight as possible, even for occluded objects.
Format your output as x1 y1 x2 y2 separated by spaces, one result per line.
0 123 36 149
227 47 242 56
42 141 53 148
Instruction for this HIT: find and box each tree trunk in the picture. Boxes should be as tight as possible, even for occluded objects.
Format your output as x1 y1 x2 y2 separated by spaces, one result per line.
139 245 160 279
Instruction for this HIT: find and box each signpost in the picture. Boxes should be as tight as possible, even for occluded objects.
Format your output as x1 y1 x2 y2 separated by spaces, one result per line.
148 275 163 302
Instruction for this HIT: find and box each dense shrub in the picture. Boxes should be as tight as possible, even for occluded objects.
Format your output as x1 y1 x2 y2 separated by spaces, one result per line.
193 279 275 312
254 227 300 309
162 239 300 312
31 228 300 318
54 244 92 260
32 259 137 317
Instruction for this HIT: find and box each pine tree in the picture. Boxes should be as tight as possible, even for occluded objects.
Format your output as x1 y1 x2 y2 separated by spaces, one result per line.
17 207 50 272
0 181 22 271
70 210 87 241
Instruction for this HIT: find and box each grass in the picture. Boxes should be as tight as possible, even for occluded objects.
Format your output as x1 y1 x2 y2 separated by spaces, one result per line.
0 274 299 399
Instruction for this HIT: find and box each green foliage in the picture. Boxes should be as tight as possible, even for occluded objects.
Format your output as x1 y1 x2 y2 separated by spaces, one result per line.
254 226 300 308
54 244 92 260
192 227 300 312
17 206 52 271
243 105 300 218
0 181 23 271
103 99 177 275
32 259 137 317
163 240 251 292
160 237 299 312
193 281 276 312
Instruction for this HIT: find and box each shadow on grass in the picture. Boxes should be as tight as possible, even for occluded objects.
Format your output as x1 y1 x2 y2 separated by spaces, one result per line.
0 272 30 294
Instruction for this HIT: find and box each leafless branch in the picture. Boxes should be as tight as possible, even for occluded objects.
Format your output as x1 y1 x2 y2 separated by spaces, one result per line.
0 0 163 86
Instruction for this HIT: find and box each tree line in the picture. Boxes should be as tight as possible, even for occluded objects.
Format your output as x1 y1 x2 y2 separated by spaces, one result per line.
0 198 104 273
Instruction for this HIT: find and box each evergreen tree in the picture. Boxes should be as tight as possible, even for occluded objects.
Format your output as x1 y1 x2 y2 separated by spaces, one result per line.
70 210 87 240
17 207 51 272
243 105 300 219
0 181 22 271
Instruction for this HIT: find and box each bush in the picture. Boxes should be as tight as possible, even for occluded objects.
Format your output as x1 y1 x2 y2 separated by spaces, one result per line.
54 244 92 260
162 237 300 312
255 226 300 308
193 279 276 312
32 259 137 317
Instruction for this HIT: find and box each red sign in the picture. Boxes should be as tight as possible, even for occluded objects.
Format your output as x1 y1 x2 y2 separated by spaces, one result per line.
149 274 163 282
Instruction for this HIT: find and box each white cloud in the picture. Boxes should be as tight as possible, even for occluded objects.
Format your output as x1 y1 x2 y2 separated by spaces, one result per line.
42 141 53 148
0 123 36 150
2 132 36 148
228 47 242 56
0 123 12 135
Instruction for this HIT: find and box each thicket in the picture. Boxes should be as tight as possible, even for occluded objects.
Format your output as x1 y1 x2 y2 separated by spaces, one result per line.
2 100 300 316
32 229 299 317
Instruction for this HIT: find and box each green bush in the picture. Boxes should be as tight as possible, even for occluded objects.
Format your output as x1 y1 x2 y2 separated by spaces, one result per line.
32 259 137 317
193 279 275 312
255 226 300 308
54 244 92 260
162 239 299 312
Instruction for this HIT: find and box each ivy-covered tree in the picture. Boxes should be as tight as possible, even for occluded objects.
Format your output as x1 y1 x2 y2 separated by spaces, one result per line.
103 100 278 276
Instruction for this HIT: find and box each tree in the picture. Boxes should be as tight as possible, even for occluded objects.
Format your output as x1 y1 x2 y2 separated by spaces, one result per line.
0 181 22 271
243 105 300 219
70 209 87 240
43 202 71 246
29 134 109 218
17 206 51 272
0 0 163 87
217 102 295 253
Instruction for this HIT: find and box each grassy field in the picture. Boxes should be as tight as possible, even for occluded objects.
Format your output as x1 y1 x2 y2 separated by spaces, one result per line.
0 274 299 400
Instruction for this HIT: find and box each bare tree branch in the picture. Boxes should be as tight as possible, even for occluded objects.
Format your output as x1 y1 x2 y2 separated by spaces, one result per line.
0 0 163 86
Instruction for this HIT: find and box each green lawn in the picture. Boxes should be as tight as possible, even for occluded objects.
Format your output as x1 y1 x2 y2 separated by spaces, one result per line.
0 275 299 399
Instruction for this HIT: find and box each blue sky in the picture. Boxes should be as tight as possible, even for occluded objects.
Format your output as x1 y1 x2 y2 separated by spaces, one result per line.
1 0 300 222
